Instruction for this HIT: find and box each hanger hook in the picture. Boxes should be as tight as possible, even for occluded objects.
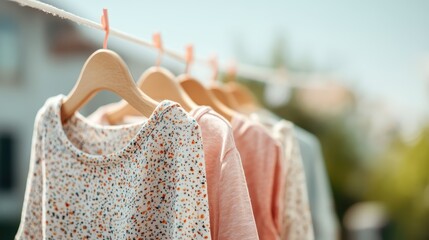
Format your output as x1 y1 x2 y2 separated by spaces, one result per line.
153 32 163 67
185 44 194 75
101 8 110 49
209 54 219 84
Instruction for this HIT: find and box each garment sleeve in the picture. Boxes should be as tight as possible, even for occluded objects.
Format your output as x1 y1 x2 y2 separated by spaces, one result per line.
271 142 284 236
218 147 259 240
16 116 44 240
171 120 211 239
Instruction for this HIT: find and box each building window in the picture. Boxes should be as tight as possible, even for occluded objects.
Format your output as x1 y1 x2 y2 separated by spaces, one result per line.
0 132 15 192
0 16 20 85
47 20 95 55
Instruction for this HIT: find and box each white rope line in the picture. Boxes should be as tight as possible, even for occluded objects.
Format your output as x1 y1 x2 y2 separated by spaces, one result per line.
9 0 334 86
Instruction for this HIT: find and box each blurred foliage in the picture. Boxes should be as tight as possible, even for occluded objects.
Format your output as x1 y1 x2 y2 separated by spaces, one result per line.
367 127 429 240
232 76 429 239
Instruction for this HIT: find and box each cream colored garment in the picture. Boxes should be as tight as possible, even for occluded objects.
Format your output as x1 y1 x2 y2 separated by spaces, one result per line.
272 121 314 240
89 105 259 240
231 114 284 240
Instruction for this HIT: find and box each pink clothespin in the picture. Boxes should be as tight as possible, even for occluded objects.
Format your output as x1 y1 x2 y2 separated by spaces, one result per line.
209 54 219 83
228 59 237 81
185 44 194 75
153 32 163 67
100 8 110 49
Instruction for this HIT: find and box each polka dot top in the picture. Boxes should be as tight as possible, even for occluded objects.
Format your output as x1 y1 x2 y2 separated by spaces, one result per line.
16 95 211 239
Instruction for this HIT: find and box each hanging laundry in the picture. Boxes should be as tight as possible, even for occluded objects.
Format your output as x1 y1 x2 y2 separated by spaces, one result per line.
16 96 211 239
89 104 260 240
255 109 339 240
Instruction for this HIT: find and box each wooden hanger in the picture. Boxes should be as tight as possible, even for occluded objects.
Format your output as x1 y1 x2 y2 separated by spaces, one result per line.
61 49 159 123
206 56 241 110
61 10 158 123
106 67 199 122
104 33 198 123
226 82 260 112
178 45 234 121
210 85 236 108
224 62 260 113
178 74 234 122
138 67 198 110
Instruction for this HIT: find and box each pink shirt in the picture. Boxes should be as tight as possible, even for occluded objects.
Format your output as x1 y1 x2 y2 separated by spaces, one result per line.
190 107 259 240
231 114 284 240
89 105 259 240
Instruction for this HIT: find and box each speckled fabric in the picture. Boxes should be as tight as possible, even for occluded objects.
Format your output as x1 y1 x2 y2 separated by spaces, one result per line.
272 121 314 240
16 95 211 239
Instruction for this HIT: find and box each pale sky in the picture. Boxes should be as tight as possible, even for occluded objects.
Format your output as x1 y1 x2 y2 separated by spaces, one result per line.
45 0 429 124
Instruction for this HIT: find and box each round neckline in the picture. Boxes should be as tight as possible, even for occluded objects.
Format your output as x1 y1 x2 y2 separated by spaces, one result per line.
52 95 178 166
189 106 211 121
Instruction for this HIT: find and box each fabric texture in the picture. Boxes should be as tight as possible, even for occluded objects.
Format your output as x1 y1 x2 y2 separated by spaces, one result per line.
191 107 259 240
16 95 211 239
272 121 314 240
231 114 284 240
255 109 339 240
89 105 259 240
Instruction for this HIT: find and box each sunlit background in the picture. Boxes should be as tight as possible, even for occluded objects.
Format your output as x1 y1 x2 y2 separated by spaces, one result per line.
1 0 429 239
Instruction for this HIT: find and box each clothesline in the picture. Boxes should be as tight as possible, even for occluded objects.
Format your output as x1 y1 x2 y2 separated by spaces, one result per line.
9 0 337 86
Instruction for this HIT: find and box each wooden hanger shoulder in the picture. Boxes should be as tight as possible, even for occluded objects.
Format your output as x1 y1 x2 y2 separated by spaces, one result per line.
226 81 260 112
103 66 199 124
209 85 241 110
138 67 198 111
61 49 158 123
178 74 233 121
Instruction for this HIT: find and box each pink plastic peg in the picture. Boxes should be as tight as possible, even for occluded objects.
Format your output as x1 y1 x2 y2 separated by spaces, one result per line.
100 8 109 49
209 54 219 81
153 32 163 67
185 44 194 75
228 59 237 81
